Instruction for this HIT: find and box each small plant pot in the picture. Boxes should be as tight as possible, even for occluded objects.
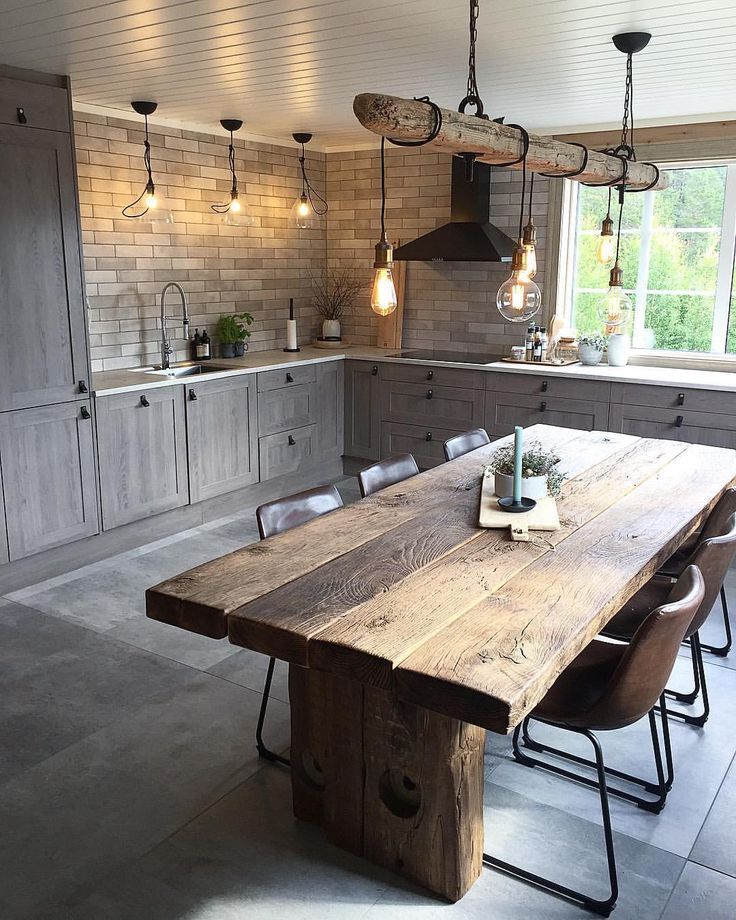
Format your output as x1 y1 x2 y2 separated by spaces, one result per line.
322 319 341 340
495 471 548 501
234 341 248 357
606 333 630 367
220 343 236 358
578 344 604 366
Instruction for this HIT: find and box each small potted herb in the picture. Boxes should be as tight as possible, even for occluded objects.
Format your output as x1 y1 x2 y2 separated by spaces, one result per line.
217 312 254 358
487 442 564 500
578 334 607 366
311 267 368 340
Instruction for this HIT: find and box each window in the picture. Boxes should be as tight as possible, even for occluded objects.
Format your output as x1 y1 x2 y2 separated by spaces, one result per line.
561 162 736 354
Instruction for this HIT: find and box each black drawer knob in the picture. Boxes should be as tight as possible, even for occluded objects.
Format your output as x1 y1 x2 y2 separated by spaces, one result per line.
17 107 27 124
78 379 88 394
140 395 150 407
371 365 378 376
425 431 433 441
541 380 548 392
286 372 294 383
426 370 434 380
189 388 198 401
677 393 685 406
540 401 547 412
675 415 684 428
80 406 91 420
426 389 433 400
288 434 296 446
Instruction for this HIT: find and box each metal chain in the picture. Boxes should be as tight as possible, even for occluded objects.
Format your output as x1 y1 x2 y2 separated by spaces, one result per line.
618 53 636 160
466 0 480 100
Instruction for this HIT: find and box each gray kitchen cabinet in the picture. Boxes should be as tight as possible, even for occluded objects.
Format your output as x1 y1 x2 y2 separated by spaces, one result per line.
486 392 609 436
186 375 259 502
0 72 71 132
0 400 98 559
258 383 314 437
344 360 381 460
96 387 189 529
380 421 470 469
381 381 485 430
0 122 89 410
259 425 317 481
608 402 736 448
315 360 344 460
258 364 316 392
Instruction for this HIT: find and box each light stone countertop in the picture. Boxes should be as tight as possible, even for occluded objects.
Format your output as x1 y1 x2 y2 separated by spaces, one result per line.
92 344 736 396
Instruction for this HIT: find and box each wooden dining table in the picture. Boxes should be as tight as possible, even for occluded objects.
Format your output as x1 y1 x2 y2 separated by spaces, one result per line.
146 424 736 902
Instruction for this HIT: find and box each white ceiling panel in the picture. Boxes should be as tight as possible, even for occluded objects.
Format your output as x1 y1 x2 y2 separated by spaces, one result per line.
0 0 733 147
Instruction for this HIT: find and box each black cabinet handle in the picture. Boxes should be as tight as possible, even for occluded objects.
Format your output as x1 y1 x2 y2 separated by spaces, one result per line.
426 389 433 400
78 379 88 394
189 388 198 401
80 406 91 419
140 395 150 407
371 365 378 376
677 393 685 406
541 380 548 392
288 434 296 446
426 370 434 380
540 401 547 412
16 107 27 124
425 431 433 441
675 415 684 428
286 372 294 383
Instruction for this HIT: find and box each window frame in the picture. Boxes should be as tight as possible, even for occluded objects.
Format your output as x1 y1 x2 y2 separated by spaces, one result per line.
557 158 736 358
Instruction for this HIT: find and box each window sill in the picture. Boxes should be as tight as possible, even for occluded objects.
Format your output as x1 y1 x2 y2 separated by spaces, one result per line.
628 350 736 373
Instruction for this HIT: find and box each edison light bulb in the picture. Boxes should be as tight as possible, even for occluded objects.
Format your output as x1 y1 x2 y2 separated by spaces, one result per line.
229 196 241 213
596 215 615 265
371 267 397 316
597 263 632 333
497 245 542 322
145 192 158 210
290 194 314 229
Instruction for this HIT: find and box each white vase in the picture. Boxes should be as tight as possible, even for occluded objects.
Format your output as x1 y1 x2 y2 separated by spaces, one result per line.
607 333 631 367
495 471 548 501
578 343 603 366
322 319 341 340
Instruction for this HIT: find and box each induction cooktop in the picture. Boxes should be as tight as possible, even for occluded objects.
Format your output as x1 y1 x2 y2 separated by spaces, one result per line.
386 349 505 365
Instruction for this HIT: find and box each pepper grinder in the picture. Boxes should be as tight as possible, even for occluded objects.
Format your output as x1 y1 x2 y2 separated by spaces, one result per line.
284 297 300 353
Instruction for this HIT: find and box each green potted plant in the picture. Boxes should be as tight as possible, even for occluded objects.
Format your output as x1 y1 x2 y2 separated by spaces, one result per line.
311 267 368 340
487 442 564 501
217 312 254 358
578 333 607 366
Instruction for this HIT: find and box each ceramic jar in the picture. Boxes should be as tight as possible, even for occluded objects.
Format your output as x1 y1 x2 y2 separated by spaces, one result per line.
322 319 341 340
607 333 631 367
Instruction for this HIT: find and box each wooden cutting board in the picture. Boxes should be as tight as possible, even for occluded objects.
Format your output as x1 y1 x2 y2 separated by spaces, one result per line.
478 468 560 530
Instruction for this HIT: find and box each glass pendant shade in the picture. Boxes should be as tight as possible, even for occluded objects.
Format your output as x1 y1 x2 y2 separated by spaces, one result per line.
497 245 542 322
598 263 632 332
596 215 615 265
291 194 316 229
221 193 255 227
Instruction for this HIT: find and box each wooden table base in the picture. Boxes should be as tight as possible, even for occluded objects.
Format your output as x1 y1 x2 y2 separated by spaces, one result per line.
289 665 486 901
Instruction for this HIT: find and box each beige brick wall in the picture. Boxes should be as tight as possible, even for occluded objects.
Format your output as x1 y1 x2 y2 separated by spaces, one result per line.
74 113 327 370
325 146 551 353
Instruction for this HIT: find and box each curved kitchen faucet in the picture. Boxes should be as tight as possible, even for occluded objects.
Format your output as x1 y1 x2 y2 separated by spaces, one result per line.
159 282 190 369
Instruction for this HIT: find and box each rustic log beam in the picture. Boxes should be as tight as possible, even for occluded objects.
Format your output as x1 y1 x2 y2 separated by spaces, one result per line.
353 93 668 191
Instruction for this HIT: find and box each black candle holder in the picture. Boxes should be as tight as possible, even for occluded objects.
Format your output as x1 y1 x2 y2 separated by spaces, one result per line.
498 496 537 513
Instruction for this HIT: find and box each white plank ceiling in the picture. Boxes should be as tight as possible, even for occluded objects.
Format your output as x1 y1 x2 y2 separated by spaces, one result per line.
0 0 733 147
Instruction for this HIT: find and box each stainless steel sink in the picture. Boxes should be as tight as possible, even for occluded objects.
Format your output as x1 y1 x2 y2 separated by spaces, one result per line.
144 363 233 378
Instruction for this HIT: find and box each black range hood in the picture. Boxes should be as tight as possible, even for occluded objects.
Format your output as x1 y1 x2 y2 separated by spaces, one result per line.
394 157 516 263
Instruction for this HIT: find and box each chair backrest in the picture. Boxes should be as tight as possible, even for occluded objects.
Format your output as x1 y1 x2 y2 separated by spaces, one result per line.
357 454 419 498
588 565 705 730
443 428 491 461
686 511 736 636
256 484 343 539
699 488 736 544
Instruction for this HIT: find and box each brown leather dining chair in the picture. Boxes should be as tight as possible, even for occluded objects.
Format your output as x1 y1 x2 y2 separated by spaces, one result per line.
442 427 491 461
485 566 704 917
254 483 344 765
601 511 736 727
657 487 735 657
357 453 419 498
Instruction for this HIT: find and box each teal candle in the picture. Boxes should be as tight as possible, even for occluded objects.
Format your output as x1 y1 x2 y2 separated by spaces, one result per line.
513 425 523 504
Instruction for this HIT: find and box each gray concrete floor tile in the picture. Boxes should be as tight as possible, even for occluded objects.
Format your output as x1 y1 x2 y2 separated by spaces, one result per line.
106 613 241 670
660 861 736 919
690 753 736 877
207 648 289 703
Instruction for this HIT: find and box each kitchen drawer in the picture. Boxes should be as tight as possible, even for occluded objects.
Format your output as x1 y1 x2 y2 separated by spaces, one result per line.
381 381 484 429
259 424 316 481
611 382 736 415
486 392 609 436
257 364 316 392
0 77 71 133
608 403 736 448
258 383 314 436
488 370 611 403
381 361 484 390
380 422 477 470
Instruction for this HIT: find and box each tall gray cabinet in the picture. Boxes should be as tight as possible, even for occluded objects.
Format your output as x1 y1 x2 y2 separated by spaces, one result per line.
0 68 98 561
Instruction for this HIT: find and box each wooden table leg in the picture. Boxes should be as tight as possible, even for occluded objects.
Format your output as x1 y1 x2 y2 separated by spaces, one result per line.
288 665 486 902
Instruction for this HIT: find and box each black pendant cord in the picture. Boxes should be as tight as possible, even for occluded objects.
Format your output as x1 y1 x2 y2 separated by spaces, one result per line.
518 151 528 242
380 136 388 239
299 141 328 216
387 96 443 147
614 186 626 265
123 113 155 218
212 130 239 213
528 171 534 225
539 142 589 179
606 186 613 221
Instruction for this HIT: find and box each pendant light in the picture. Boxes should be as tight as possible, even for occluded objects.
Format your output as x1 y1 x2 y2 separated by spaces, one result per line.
371 137 398 316
497 147 541 323
597 189 632 332
595 189 615 265
290 132 328 229
211 119 254 226
122 101 174 225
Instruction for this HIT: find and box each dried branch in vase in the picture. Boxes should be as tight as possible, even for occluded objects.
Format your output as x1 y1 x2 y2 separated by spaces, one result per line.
310 267 369 320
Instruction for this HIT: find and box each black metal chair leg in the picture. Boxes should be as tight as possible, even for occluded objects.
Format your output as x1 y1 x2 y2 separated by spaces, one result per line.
255 657 291 766
485 727 618 916
514 711 670 813
665 635 701 705
665 633 710 727
701 585 733 657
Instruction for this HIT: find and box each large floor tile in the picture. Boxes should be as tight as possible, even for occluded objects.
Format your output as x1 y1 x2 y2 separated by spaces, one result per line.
660 861 736 919
0 672 288 920
207 647 289 703
0 601 190 786
690 753 736 876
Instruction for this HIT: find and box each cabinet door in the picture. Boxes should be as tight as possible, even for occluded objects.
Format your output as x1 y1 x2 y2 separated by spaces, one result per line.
344 361 381 460
315 360 344 460
0 125 89 410
186 376 259 502
381 381 485 429
486 392 609 437
0 401 98 559
380 422 469 470
259 425 316 481
608 403 736 448
96 387 189 529
258 384 314 437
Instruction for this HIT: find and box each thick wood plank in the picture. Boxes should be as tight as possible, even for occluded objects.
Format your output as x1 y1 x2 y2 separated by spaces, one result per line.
307 437 688 688
147 425 580 638
395 443 736 733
